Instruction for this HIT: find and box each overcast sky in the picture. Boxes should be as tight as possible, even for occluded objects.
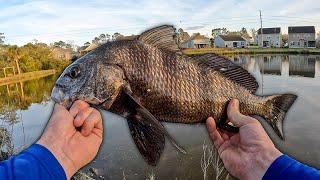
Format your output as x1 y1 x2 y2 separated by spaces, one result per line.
1 0 319 46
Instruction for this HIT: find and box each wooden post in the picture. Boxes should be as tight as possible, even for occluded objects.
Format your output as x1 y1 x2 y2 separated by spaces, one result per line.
15 57 21 75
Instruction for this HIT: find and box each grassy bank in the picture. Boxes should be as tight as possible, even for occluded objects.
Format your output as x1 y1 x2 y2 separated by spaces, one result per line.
183 47 320 56
0 69 56 86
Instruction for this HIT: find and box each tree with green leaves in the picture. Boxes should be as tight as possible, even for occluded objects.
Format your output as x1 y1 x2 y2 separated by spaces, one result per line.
112 32 124 41
282 34 288 45
99 34 106 44
0 33 5 45
212 28 228 39
6 45 23 74
84 42 91 47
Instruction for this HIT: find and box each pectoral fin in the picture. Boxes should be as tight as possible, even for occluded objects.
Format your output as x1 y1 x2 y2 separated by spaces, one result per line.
123 86 186 165
127 113 165 165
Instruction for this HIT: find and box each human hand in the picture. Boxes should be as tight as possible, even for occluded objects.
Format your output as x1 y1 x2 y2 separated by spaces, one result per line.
37 100 103 179
206 99 282 180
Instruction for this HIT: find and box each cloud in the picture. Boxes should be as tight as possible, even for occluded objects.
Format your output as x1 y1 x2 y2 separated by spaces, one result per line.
184 25 206 30
0 0 319 45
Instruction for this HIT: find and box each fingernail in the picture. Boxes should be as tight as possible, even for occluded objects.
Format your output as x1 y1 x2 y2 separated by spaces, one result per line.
233 99 239 106
74 116 80 122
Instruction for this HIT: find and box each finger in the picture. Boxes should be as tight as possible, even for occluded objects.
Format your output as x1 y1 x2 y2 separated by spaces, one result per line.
53 103 68 113
206 117 224 149
220 132 230 141
227 99 256 127
81 109 103 137
69 100 90 118
218 140 231 156
73 107 94 127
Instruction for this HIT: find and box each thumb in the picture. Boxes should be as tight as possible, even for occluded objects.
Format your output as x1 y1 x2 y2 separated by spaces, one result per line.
227 99 255 127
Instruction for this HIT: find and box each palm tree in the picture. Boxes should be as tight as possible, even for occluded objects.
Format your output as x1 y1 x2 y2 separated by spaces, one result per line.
6 46 22 75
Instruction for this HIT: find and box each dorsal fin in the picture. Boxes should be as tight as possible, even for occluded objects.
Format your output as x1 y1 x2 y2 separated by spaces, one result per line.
138 25 180 52
192 53 259 93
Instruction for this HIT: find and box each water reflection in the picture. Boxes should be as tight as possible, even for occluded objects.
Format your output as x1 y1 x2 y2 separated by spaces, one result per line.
232 55 320 78
0 75 57 160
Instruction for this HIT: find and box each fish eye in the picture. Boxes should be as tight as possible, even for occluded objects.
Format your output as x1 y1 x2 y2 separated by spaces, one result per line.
68 65 81 79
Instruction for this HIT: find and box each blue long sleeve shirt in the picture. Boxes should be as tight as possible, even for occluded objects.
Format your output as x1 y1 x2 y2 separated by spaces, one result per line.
263 154 320 180
0 144 66 180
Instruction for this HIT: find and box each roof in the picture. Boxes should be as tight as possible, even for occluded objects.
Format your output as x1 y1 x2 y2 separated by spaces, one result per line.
116 35 137 41
51 47 72 54
190 34 210 40
288 26 315 33
179 32 190 41
83 43 99 52
218 35 246 41
257 27 281 34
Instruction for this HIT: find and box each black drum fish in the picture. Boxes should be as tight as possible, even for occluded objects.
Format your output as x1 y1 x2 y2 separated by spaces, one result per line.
51 25 297 165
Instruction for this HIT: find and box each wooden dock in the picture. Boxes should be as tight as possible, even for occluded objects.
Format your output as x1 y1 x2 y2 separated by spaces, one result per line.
0 70 56 86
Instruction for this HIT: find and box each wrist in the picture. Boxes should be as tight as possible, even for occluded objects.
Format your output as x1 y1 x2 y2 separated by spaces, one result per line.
37 138 78 179
244 146 283 180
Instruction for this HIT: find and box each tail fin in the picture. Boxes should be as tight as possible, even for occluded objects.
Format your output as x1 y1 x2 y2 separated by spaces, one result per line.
265 94 297 139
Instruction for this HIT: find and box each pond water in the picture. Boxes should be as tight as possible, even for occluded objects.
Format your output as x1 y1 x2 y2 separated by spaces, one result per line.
0 54 320 179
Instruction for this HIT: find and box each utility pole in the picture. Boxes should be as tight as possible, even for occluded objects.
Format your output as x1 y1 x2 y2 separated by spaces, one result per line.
259 10 263 48
259 10 264 95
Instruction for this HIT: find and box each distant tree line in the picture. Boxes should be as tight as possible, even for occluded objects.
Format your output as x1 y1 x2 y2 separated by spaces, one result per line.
82 32 125 48
0 40 70 76
0 33 4 45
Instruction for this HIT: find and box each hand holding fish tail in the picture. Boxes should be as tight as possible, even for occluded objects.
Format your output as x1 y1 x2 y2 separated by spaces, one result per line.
37 100 103 179
206 99 282 180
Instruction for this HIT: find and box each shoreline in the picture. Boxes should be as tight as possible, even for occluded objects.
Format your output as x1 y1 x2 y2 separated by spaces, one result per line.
183 47 320 55
0 69 56 86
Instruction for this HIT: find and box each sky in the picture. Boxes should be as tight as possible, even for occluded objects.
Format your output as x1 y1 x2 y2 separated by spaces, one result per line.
0 0 320 46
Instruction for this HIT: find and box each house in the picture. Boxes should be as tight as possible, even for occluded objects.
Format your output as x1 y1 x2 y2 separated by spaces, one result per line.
51 47 73 60
180 33 210 49
288 26 316 48
257 27 281 47
214 35 247 48
79 42 99 56
178 31 190 43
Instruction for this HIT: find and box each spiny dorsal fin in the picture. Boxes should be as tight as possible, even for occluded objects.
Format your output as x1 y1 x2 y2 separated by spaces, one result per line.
192 53 259 93
138 25 180 52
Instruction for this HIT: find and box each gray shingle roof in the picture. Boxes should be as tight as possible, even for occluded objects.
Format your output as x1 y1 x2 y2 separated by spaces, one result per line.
257 27 281 34
218 35 246 41
288 26 315 33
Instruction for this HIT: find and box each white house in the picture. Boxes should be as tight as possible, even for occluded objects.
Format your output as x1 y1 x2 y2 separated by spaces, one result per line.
180 33 210 49
257 27 281 47
214 35 247 48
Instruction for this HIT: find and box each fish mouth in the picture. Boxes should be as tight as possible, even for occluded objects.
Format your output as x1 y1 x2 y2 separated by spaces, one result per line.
51 86 73 108
51 86 107 109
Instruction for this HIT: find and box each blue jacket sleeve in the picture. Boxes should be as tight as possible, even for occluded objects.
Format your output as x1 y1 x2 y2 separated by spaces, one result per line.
263 154 320 180
0 144 66 180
